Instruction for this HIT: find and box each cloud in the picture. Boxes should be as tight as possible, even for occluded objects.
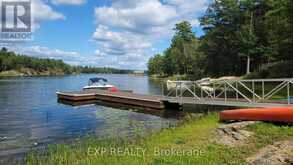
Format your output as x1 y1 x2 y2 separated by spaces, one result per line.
4 45 89 66
32 0 65 30
190 19 200 27
52 0 87 5
92 0 209 69
4 45 132 68
0 0 65 31
0 42 153 69
93 25 151 56
166 0 207 14
95 0 177 34
92 25 152 69
15 46 79 58
93 53 149 69
32 0 65 21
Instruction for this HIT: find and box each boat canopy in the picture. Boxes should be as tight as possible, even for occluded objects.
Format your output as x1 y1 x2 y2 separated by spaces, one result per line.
89 78 107 83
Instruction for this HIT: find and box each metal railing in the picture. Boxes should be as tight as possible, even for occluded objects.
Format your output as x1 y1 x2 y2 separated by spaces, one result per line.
162 78 293 105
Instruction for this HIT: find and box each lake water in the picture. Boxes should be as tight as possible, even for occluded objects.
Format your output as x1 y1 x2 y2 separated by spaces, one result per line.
0 74 194 162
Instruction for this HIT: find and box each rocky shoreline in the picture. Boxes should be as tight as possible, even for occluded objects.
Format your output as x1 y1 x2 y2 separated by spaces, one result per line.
247 140 293 165
215 121 293 165
0 69 68 77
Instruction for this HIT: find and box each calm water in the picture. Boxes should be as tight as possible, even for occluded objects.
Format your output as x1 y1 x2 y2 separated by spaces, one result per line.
0 74 187 160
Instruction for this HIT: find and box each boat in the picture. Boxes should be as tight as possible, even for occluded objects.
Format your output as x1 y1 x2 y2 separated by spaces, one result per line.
83 77 116 90
166 80 193 91
220 107 293 123
165 76 240 92
196 78 211 86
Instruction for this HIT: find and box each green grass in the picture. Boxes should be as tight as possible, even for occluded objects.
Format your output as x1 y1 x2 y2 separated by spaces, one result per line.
149 74 189 81
246 123 293 148
25 113 293 165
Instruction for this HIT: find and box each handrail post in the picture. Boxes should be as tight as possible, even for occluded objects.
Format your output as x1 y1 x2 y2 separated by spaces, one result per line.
161 82 164 97
224 82 227 102
236 81 238 100
180 82 183 104
262 81 265 100
200 85 203 98
252 81 255 102
213 83 216 99
192 82 196 100
175 82 178 97
287 81 291 105
180 82 182 97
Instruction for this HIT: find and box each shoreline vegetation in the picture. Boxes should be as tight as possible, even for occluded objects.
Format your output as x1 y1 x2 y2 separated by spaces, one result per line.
26 113 293 165
0 48 134 77
148 0 293 80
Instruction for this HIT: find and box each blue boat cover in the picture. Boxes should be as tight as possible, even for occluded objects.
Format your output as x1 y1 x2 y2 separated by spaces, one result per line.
89 78 107 83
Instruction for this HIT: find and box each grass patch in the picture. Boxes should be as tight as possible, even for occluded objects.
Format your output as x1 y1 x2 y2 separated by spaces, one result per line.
25 113 293 165
246 123 293 148
149 74 189 81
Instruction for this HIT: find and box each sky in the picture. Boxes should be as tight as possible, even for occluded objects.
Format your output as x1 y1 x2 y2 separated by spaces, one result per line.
0 0 211 70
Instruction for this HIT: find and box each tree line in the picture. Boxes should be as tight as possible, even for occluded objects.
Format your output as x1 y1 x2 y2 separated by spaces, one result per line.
74 66 133 74
0 47 132 75
148 0 293 79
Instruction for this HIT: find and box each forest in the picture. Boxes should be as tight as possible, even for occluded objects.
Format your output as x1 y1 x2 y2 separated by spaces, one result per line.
148 0 293 79
0 47 131 76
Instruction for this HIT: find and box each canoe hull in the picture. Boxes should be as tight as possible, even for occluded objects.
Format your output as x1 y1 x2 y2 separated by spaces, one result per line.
220 107 293 123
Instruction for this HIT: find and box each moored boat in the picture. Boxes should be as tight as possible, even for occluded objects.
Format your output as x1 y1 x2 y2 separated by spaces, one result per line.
83 77 116 90
166 80 193 91
220 107 293 123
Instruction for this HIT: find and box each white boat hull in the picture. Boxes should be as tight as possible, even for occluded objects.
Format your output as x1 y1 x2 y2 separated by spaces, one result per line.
83 85 115 90
166 80 193 91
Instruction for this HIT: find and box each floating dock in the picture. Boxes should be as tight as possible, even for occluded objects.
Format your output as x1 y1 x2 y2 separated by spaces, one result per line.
57 79 293 110
57 90 166 110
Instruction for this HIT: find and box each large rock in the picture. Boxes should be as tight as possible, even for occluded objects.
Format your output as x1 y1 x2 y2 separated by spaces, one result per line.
246 140 293 165
215 121 257 147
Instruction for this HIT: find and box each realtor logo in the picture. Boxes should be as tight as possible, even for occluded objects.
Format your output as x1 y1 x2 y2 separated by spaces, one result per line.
1 0 32 41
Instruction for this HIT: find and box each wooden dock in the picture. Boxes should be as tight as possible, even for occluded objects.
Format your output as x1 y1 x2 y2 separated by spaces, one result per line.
57 88 293 110
57 90 166 110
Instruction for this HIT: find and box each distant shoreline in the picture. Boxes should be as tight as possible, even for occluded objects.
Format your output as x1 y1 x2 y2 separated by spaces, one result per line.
0 70 140 77
0 69 69 77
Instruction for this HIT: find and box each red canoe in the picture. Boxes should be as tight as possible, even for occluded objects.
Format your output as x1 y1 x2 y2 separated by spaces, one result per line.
220 107 293 123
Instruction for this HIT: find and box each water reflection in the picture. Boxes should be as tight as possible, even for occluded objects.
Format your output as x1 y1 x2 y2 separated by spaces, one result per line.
0 75 178 161
0 74 228 164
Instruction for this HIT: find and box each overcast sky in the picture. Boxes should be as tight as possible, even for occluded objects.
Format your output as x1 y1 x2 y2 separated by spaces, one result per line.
0 0 210 70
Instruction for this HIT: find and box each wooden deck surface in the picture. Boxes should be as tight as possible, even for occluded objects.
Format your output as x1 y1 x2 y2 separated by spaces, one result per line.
57 89 165 110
